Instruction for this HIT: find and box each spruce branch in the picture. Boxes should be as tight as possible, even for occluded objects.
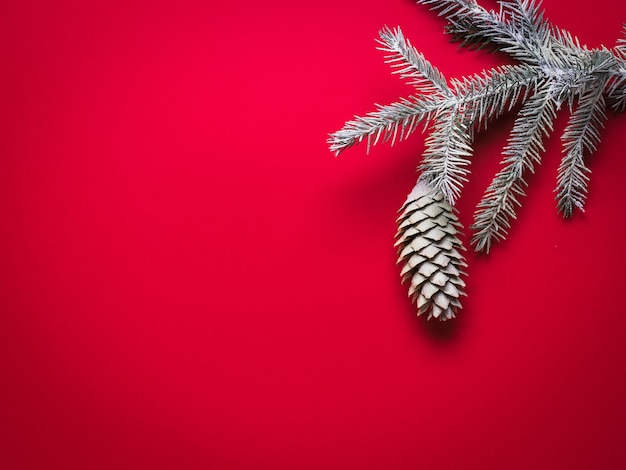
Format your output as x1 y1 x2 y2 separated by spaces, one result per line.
328 96 443 155
471 81 558 252
377 26 452 97
419 109 474 205
556 76 608 217
452 63 540 128
418 0 558 63
608 29 626 111
329 0 625 319
609 68 626 112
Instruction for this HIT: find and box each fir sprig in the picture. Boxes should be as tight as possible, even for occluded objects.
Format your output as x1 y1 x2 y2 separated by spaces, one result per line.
556 74 608 217
377 26 452 97
471 80 558 252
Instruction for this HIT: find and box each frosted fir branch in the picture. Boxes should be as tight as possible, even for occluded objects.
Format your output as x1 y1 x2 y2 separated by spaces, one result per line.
418 0 584 67
417 0 507 50
471 81 558 252
328 96 445 155
418 0 549 62
609 68 626 111
556 77 608 217
412 65 541 204
537 49 616 123
419 110 473 205
497 0 554 57
509 0 545 34
377 26 452 97
608 31 626 111
552 27 583 54
452 63 540 128
328 26 458 156
331 0 626 245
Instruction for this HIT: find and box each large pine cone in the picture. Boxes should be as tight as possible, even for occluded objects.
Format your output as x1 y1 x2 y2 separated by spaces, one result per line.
395 181 468 320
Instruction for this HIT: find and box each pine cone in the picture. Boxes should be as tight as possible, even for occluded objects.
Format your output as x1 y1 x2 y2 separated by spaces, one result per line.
395 181 468 320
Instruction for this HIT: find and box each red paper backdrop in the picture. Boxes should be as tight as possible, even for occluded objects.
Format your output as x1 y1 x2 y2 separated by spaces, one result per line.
2 0 626 468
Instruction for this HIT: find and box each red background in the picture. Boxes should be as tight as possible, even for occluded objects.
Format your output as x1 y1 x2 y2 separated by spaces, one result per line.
2 0 626 468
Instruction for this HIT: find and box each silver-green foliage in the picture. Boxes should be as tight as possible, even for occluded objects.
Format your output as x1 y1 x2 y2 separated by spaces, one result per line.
329 0 626 253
